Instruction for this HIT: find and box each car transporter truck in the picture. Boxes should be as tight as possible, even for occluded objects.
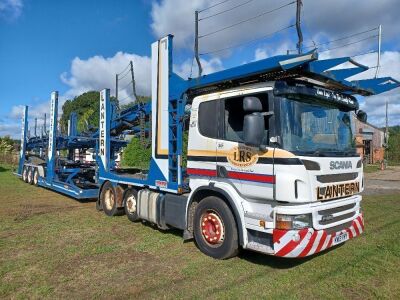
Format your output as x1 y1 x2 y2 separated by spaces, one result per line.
17 35 400 259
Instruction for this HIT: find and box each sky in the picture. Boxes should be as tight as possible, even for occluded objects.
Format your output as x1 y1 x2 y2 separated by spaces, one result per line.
0 0 399 138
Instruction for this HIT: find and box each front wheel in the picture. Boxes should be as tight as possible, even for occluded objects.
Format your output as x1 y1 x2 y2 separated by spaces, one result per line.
100 182 124 217
193 196 239 259
124 188 140 222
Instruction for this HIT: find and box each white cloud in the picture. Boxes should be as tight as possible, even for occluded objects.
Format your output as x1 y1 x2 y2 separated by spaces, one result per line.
302 0 400 44
254 41 294 61
151 0 295 53
174 56 224 79
0 123 21 138
151 0 210 49
254 48 267 61
7 102 52 139
10 101 50 120
61 52 152 104
345 51 400 127
0 0 23 21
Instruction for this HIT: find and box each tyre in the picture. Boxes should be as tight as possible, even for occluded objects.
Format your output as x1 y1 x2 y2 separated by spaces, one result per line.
193 196 239 259
22 165 28 182
95 198 103 211
124 188 140 222
33 168 39 186
27 167 34 185
100 182 124 217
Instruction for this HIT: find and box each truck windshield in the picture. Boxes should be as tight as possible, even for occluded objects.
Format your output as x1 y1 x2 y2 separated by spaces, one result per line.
279 97 356 156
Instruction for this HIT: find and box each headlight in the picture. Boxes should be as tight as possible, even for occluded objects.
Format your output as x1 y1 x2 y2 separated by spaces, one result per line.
276 213 312 230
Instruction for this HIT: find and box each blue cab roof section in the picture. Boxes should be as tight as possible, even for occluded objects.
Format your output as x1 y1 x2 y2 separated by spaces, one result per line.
185 50 400 97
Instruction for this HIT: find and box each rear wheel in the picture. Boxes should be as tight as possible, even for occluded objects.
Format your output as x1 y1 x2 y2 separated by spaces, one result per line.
33 168 39 186
193 196 239 259
22 165 28 182
27 167 34 185
124 188 140 222
100 182 124 216
95 198 103 211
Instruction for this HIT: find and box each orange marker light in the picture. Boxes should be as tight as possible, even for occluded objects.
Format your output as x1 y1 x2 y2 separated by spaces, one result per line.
276 215 293 230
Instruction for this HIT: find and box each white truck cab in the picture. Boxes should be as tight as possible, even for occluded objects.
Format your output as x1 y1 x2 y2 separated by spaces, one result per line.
185 81 363 258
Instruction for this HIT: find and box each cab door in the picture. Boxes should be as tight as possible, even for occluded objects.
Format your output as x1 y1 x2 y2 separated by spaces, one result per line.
217 93 275 202
215 96 242 193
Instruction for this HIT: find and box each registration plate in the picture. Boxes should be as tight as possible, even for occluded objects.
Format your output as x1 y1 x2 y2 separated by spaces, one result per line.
333 232 349 245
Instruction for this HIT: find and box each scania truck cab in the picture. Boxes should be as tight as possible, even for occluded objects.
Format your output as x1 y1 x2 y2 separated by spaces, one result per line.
186 80 364 258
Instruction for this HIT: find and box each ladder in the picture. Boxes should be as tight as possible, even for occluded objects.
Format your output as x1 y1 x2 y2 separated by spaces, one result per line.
168 97 185 191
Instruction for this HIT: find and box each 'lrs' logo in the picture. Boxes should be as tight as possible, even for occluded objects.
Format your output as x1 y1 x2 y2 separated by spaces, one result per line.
227 146 258 168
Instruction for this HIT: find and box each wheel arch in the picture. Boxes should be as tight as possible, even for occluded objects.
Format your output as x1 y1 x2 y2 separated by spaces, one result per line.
187 185 244 245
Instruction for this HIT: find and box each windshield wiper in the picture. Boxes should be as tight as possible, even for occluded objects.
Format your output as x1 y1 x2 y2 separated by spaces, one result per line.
312 150 327 157
313 148 356 157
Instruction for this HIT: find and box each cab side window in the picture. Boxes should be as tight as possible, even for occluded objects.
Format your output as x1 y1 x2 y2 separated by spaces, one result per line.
224 98 246 142
197 93 269 142
198 100 218 139
222 94 269 143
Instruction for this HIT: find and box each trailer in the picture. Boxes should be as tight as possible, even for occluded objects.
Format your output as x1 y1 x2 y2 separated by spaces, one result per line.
17 91 152 200
17 91 104 199
17 34 399 259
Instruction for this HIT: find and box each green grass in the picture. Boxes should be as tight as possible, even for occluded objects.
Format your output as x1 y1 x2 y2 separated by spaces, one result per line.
363 164 381 173
0 164 400 299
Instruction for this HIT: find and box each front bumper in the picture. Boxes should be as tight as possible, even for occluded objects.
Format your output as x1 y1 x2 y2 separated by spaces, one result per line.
272 213 364 258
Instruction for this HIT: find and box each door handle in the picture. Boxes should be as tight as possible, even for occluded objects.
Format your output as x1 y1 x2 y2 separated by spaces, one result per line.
217 165 228 178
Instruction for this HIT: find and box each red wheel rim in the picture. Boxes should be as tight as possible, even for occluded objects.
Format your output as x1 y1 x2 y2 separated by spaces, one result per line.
201 211 224 245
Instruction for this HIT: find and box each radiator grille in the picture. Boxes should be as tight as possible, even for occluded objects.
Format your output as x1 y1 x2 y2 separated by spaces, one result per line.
317 203 357 226
317 172 358 183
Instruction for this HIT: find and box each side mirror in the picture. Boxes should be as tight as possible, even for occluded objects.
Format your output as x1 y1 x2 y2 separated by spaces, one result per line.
356 110 367 123
244 113 265 147
243 96 262 112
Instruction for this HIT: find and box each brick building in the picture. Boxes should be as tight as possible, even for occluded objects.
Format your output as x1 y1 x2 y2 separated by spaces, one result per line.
353 117 386 164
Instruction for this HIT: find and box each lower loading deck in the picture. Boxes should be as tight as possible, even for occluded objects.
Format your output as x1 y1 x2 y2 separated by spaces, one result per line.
112 168 148 180
101 166 190 193
38 177 98 199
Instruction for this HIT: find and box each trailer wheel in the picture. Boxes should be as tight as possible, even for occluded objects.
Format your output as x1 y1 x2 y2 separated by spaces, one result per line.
22 165 28 182
193 196 239 259
124 188 139 222
27 167 34 185
33 168 39 186
100 182 123 217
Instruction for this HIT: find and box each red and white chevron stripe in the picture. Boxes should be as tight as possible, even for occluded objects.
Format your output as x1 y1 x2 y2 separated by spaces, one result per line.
273 214 364 258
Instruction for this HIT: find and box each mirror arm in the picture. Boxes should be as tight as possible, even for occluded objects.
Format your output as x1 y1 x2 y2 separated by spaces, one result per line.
269 136 281 146
261 111 274 117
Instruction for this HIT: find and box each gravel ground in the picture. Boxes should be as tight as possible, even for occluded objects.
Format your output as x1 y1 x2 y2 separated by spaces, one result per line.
363 166 400 195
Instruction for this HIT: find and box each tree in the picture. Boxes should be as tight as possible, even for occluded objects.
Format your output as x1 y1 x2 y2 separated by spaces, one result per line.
121 138 151 169
387 126 400 164
60 91 118 134
0 136 14 153
120 95 151 110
